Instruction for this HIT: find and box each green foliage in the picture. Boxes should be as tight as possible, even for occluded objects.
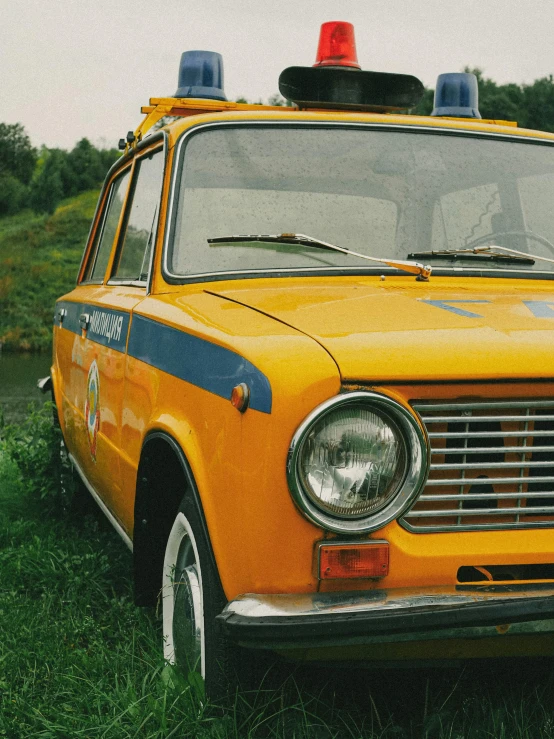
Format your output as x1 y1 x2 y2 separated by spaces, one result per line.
522 76 554 133
0 190 98 351
0 122 119 216
0 402 64 507
0 123 37 185
29 138 119 215
410 87 434 116
0 173 28 217
0 124 36 217
267 93 287 107
29 148 65 215
65 138 119 197
235 94 286 106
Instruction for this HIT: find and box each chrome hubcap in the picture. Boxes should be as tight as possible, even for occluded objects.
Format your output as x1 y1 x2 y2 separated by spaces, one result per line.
172 534 202 673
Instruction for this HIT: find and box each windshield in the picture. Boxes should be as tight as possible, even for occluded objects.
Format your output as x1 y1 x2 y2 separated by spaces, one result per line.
168 125 554 278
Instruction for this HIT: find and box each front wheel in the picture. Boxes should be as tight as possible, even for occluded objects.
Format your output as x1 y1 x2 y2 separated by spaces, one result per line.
163 495 260 702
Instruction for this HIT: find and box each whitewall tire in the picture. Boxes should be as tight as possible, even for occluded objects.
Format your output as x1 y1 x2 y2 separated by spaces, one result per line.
163 511 206 677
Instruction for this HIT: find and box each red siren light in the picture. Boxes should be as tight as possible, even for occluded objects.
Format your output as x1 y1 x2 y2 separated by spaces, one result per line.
313 21 361 69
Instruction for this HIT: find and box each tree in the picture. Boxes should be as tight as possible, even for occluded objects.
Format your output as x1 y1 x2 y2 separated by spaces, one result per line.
65 138 105 196
463 68 524 123
267 93 287 107
0 123 37 185
0 174 28 216
410 88 433 116
30 149 64 214
522 76 554 133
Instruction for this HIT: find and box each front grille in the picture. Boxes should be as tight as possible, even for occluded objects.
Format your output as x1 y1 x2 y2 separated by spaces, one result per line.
402 399 554 532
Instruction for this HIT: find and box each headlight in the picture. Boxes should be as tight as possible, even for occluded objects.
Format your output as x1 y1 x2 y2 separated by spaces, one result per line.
287 392 429 534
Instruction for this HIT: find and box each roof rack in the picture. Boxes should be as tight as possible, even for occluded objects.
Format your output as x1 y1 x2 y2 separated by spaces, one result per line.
132 97 293 145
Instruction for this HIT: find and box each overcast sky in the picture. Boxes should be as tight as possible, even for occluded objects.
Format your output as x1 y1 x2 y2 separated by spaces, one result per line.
2 0 554 151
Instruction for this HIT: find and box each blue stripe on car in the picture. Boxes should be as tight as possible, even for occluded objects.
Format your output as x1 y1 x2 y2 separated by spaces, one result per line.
127 315 272 414
55 301 130 353
55 301 272 414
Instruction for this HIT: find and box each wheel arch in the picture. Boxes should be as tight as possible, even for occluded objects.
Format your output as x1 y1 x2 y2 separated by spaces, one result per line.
133 429 220 606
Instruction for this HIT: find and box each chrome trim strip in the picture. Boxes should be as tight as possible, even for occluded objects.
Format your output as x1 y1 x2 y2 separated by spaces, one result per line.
424 475 554 486
428 429 554 438
419 491 554 501
106 279 147 288
430 460 554 470
432 445 554 455
218 584 554 649
404 506 554 518
423 414 554 423
223 584 554 620
403 521 554 532
286 391 429 534
416 400 554 411
70 454 133 552
162 119 554 285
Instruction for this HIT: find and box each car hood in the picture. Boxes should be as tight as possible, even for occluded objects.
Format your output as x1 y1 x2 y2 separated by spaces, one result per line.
208 277 554 382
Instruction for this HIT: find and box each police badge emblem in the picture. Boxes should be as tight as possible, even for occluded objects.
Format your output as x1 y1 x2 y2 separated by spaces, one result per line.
85 360 100 460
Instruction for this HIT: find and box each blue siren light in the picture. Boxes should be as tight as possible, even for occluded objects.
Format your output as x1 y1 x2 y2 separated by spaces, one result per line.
175 50 227 101
431 72 481 119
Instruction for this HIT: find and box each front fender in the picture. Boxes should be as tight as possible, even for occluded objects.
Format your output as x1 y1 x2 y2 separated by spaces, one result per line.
121 294 341 601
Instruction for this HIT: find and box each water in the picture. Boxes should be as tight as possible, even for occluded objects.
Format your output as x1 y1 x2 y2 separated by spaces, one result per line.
0 353 52 425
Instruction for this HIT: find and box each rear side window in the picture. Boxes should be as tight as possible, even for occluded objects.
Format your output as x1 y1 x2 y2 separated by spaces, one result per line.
85 169 131 282
112 149 164 282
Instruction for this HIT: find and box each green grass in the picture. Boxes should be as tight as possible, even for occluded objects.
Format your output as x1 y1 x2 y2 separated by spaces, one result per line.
4 407 554 737
0 191 98 352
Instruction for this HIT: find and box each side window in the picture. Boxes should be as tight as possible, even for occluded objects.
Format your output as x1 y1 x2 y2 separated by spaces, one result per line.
85 169 131 282
112 149 164 282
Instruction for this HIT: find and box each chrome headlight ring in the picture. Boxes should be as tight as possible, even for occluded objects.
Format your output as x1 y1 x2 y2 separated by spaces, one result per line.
286 391 429 534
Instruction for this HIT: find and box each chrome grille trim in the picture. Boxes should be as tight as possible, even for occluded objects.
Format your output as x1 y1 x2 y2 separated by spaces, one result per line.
407 506 554 518
428 430 554 438
415 400 554 411
433 446 554 455
422 414 554 423
419 491 554 501
431 461 554 470
425 475 554 485
401 399 554 533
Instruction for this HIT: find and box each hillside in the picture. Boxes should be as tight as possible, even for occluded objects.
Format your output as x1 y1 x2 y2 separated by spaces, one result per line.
0 190 99 352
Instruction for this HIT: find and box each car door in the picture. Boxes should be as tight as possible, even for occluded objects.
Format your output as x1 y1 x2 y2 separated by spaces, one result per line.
99 145 165 526
54 163 133 499
55 143 165 529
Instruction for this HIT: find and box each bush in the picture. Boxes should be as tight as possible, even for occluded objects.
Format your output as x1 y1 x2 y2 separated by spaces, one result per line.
0 173 28 216
0 402 68 510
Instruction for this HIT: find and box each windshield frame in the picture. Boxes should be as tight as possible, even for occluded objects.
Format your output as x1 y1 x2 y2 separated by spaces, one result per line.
163 119 554 285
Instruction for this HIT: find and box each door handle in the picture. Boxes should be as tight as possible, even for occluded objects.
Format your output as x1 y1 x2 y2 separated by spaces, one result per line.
79 313 90 331
55 307 67 325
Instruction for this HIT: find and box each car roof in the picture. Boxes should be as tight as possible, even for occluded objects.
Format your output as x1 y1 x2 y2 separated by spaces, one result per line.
154 107 554 148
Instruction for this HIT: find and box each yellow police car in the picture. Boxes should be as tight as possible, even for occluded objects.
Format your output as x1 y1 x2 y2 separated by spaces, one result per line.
51 21 554 698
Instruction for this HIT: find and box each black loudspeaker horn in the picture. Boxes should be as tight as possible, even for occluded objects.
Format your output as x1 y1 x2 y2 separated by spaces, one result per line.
279 66 425 112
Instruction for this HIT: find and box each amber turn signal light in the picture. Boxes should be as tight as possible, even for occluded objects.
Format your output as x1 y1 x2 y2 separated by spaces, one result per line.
230 382 250 413
316 541 389 580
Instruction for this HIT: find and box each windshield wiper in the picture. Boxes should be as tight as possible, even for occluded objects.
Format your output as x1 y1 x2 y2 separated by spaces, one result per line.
208 233 432 281
408 246 536 266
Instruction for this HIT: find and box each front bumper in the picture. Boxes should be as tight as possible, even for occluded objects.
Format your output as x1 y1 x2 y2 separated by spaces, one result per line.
216 584 554 651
